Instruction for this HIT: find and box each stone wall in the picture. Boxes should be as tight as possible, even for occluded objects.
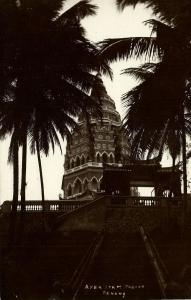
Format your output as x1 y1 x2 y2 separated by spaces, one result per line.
56 196 183 234
57 197 107 232
0 196 185 235
105 206 183 234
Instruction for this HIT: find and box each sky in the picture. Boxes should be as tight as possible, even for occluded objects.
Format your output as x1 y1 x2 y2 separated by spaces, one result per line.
0 0 166 202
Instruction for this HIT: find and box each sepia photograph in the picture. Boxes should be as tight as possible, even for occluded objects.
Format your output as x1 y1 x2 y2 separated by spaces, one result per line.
0 0 191 299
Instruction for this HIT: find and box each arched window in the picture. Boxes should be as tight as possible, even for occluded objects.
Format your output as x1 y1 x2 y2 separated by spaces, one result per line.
110 154 114 163
91 178 98 191
102 153 108 163
67 185 72 197
76 156 80 167
97 153 101 163
81 155 85 165
71 159 75 169
73 179 82 194
86 155 90 162
83 179 88 191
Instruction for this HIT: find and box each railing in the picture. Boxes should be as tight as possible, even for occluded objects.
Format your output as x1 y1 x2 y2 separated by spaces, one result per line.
1 200 91 213
1 196 183 213
65 162 124 175
65 231 105 299
107 196 183 208
140 225 168 298
65 162 103 175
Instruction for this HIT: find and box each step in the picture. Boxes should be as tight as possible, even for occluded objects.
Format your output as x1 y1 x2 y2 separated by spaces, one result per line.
80 234 161 299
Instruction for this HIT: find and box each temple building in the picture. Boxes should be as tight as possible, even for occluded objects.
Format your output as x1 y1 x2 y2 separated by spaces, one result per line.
102 162 182 197
61 81 131 199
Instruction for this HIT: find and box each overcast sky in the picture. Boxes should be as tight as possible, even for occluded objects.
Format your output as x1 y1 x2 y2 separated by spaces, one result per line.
0 1 157 202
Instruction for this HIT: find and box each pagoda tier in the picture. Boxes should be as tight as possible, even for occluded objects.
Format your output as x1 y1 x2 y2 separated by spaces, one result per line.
62 80 130 199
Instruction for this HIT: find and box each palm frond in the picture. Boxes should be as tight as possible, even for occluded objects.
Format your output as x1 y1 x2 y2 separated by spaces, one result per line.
116 0 140 10
0 0 112 179
57 0 97 23
121 63 156 81
144 19 181 52
116 0 191 28
19 0 64 21
98 37 162 62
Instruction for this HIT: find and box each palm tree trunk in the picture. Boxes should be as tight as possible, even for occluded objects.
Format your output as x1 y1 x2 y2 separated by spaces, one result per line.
157 119 170 162
21 134 27 209
13 141 19 210
36 139 47 232
8 138 19 245
36 139 45 210
19 134 27 243
166 153 176 233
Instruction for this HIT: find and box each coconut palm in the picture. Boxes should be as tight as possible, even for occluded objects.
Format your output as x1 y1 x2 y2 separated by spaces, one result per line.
99 16 191 209
1 0 111 194
28 82 104 207
0 99 31 241
122 63 184 159
116 0 191 28
121 63 191 197
0 0 111 242
114 0 191 202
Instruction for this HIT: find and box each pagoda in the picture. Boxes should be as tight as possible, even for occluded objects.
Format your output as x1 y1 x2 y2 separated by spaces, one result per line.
61 80 130 199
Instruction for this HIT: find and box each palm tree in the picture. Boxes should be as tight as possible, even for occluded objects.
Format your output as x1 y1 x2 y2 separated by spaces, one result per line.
8 130 19 244
116 0 191 28
99 16 191 210
0 101 25 241
0 0 111 241
121 63 191 196
122 64 181 158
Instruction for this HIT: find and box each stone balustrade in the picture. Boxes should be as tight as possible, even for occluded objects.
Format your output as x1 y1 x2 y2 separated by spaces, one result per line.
107 196 183 208
65 161 123 175
64 162 102 175
0 200 91 213
0 196 183 214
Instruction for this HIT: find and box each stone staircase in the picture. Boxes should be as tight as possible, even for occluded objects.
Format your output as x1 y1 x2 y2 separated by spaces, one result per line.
3 230 163 299
2 197 187 299
79 233 161 299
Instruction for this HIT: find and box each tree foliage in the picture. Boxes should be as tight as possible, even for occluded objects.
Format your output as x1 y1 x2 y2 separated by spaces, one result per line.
0 0 112 208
